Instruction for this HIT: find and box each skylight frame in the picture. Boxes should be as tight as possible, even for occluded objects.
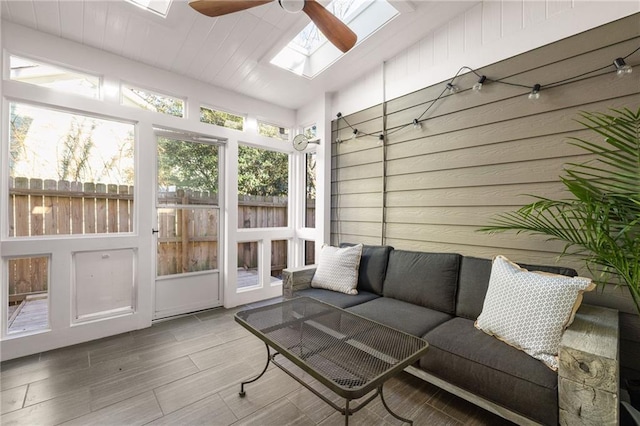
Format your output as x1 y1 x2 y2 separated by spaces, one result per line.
125 0 173 18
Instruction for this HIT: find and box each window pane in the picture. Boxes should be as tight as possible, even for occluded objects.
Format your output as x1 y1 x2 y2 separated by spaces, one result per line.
304 124 317 139
271 240 288 283
157 138 219 206
157 208 219 276
200 107 244 131
305 152 316 228
258 121 290 141
238 146 288 228
10 55 100 99
122 86 184 117
238 242 259 289
8 103 134 237
7 256 49 334
304 240 315 265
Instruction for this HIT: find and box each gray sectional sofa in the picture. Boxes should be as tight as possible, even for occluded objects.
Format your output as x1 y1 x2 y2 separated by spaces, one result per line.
282 245 619 426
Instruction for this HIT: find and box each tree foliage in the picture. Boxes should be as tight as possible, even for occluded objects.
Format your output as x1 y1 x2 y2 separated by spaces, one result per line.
238 145 288 196
158 138 219 194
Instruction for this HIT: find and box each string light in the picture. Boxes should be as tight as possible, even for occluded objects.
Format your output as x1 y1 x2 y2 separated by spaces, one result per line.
528 84 541 100
351 129 358 140
335 46 638 140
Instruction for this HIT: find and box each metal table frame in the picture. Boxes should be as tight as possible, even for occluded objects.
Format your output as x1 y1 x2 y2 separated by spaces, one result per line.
234 297 429 425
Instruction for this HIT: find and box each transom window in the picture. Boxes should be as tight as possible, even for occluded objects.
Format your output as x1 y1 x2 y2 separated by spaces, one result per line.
200 106 244 131
9 55 100 99
122 85 185 118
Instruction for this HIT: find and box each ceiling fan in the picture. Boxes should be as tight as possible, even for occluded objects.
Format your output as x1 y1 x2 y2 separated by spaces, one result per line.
188 0 358 53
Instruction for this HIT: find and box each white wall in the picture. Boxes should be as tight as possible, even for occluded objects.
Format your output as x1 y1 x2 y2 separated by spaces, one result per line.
331 0 640 116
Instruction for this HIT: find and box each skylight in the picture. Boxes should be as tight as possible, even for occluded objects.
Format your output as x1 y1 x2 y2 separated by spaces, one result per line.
290 0 369 55
271 0 399 79
126 0 172 17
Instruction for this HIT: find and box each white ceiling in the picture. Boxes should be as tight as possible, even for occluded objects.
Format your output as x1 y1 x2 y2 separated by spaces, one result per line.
0 0 479 110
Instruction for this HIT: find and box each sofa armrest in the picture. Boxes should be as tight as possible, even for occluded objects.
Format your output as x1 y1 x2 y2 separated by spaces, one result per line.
558 304 619 425
282 265 317 299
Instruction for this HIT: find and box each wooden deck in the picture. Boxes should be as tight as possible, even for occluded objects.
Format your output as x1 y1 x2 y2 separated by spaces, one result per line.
7 271 281 333
8 294 49 334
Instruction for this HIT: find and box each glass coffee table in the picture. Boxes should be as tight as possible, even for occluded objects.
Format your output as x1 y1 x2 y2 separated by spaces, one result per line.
235 297 429 425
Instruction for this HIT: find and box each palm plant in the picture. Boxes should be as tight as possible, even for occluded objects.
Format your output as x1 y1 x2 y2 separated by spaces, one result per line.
480 107 640 316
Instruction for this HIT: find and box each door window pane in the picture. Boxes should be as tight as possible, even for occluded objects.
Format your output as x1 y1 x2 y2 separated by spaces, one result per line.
156 208 219 276
8 103 135 237
238 146 288 228
7 256 49 334
156 137 220 277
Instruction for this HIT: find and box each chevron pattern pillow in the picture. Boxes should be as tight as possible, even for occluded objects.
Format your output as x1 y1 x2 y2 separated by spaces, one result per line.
311 244 363 295
475 255 595 370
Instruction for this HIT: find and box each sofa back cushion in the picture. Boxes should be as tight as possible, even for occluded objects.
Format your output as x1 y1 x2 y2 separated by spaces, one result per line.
340 243 393 295
456 255 579 320
383 250 461 314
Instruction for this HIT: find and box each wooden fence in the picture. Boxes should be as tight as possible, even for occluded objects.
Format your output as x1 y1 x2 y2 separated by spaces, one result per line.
8 177 315 296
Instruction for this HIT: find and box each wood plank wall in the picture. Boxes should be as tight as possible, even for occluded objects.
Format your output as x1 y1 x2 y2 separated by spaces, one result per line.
331 14 640 379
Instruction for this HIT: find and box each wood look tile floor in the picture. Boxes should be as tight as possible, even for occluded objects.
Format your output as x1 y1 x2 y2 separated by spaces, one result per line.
1 300 515 426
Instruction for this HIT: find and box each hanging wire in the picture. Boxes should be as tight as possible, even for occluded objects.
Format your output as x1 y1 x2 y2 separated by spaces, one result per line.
335 45 639 138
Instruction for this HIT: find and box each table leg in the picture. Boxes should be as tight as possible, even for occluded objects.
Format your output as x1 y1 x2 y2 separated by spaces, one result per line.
239 343 271 397
379 384 413 425
344 399 350 426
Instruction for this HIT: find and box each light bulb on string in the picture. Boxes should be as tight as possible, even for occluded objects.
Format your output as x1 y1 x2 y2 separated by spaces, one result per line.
473 75 486 91
614 58 632 75
528 84 541 100
446 82 459 93
351 129 358 140
412 119 422 130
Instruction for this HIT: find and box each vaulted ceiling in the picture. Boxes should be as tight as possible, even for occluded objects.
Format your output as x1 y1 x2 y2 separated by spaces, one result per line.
1 0 479 110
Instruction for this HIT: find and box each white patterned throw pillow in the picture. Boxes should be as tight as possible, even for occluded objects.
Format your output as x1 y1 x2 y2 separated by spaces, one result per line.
311 244 363 295
475 255 595 370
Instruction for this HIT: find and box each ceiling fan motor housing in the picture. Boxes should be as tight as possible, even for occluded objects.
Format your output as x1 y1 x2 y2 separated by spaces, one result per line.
279 0 305 13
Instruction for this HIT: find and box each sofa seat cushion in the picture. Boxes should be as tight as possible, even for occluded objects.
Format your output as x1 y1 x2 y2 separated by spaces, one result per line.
347 297 452 337
294 288 379 309
421 317 557 425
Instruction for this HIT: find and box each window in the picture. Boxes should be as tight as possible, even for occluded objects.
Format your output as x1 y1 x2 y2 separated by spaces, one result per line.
156 137 219 276
122 85 184 117
8 103 135 237
200 107 244 131
9 55 100 99
7 256 50 334
258 121 290 141
238 146 289 228
304 240 315 265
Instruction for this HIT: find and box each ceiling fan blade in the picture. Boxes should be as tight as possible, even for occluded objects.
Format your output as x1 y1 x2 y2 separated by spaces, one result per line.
302 0 357 53
189 0 274 18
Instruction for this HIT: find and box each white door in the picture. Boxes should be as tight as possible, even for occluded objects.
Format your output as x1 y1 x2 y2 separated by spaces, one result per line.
153 132 223 319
